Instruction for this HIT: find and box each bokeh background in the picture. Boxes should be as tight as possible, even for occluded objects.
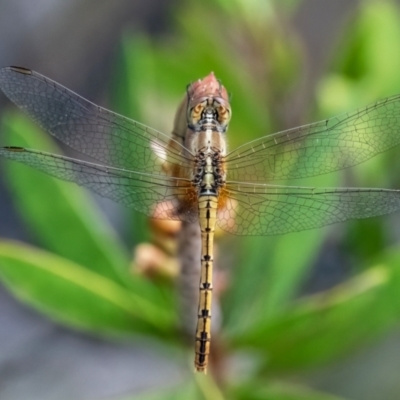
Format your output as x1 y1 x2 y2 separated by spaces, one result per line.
1 0 400 399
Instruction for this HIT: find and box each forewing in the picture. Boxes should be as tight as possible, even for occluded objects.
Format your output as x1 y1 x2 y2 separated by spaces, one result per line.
225 95 400 182
0 67 192 175
218 183 400 235
0 147 198 222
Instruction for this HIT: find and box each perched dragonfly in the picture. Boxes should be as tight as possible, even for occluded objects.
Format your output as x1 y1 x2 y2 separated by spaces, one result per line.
1 66 400 372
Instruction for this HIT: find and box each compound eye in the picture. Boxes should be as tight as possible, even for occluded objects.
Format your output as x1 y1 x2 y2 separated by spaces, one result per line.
189 101 206 125
217 104 231 126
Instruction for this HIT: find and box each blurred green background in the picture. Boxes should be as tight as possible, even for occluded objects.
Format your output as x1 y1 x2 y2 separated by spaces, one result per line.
1 0 400 399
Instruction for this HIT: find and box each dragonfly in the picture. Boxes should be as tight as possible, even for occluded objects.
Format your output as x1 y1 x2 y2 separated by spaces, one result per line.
1 66 400 372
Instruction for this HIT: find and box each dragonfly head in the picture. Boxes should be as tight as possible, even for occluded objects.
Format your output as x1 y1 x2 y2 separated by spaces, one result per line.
188 96 231 131
186 72 231 132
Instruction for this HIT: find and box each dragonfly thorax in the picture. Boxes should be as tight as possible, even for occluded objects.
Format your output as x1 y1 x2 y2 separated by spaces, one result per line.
193 149 225 196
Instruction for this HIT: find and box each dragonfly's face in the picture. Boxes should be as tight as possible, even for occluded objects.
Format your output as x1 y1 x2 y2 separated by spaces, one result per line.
188 96 231 130
186 72 231 132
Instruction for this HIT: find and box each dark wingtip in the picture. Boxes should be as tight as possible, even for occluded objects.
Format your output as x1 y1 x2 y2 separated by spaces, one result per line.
9 66 32 75
3 146 25 152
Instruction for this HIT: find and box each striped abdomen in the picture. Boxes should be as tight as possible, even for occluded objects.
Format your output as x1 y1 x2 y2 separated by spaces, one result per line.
194 194 218 372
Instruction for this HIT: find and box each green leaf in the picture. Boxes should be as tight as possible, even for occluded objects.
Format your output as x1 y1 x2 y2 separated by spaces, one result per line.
1 111 132 287
119 373 226 400
232 380 347 400
122 378 347 400
318 1 400 117
0 240 175 338
231 261 400 372
333 0 400 96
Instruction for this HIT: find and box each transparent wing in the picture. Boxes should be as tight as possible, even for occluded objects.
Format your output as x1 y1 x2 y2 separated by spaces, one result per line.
225 95 400 182
0 147 198 222
0 66 192 175
217 182 400 235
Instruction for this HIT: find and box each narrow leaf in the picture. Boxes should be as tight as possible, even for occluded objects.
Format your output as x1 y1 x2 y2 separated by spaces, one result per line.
0 240 175 338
